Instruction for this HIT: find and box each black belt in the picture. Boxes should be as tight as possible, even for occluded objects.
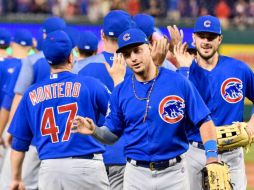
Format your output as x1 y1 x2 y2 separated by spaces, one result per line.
127 156 182 171
190 141 205 150
71 154 94 159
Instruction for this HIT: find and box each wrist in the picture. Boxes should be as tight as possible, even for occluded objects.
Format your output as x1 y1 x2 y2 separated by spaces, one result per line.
204 140 218 159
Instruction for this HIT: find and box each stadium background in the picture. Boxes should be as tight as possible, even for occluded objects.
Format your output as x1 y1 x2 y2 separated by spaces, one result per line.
0 0 253 189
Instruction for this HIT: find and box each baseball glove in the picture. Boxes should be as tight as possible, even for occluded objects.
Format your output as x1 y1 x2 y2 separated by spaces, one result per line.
216 122 254 151
202 162 232 190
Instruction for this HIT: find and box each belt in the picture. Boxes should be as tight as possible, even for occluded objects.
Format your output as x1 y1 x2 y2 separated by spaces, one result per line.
127 156 182 171
190 141 204 150
71 154 94 159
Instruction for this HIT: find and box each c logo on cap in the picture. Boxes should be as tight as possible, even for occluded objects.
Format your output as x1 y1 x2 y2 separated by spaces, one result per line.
123 33 130 41
204 20 211 28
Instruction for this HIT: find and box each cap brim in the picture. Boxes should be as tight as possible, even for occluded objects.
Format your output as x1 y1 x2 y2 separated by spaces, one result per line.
116 42 148 53
193 30 221 35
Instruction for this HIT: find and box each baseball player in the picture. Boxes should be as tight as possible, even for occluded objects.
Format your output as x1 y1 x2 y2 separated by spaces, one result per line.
73 10 133 190
8 30 110 190
0 17 66 190
172 15 254 190
71 28 219 190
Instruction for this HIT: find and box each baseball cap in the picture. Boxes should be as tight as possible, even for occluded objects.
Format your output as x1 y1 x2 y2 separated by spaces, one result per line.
0 28 11 46
43 30 73 65
77 31 98 51
116 28 149 53
63 26 80 47
103 10 132 37
42 16 66 34
194 15 221 35
13 29 33 46
133 13 155 38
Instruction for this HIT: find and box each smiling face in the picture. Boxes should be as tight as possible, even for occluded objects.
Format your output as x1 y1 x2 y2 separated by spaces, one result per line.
193 32 222 60
121 43 152 76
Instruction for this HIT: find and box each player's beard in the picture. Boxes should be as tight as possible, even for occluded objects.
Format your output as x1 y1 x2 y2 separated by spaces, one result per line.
197 44 217 60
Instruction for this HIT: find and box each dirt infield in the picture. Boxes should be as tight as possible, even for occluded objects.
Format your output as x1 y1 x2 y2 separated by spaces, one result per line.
246 162 254 188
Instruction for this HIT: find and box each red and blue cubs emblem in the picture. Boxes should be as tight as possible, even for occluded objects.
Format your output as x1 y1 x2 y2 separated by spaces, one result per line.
221 78 243 103
158 96 185 124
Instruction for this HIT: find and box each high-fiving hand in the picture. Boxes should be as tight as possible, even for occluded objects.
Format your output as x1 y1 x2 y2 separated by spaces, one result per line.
71 116 96 135
103 53 126 86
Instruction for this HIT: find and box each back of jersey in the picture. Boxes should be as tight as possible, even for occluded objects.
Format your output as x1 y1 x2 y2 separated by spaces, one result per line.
10 72 106 160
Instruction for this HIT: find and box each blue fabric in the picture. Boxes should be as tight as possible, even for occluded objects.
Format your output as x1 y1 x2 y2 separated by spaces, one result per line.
43 30 73 65
103 10 132 37
133 14 155 38
12 137 31 152
117 28 149 53
194 15 221 35
13 29 33 46
0 28 11 46
41 16 66 34
187 56 254 143
105 68 210 161
78 31 98 51
8 71 110 160
204 140 218 159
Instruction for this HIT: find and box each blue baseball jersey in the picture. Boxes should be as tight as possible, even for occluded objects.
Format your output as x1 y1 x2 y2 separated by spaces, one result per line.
1 58 22 110
75 51 131 165
105 67 210 162
8 71 110 160
14 51 47 95
184 56 254 143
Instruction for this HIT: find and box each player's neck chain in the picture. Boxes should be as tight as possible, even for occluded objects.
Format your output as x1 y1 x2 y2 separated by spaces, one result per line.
132 67 159 122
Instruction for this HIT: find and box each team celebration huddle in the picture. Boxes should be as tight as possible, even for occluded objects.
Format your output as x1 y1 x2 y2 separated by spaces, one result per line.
0 8 253 190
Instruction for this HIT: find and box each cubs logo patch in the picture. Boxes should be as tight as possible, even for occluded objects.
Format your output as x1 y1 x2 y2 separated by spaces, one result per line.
221 78 243 103
204 20 211 28
123 33 130 41
158 95 185 124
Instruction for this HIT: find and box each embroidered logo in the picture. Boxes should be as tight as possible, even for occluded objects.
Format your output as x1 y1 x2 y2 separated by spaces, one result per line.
221 78 243 103
159 96 185 124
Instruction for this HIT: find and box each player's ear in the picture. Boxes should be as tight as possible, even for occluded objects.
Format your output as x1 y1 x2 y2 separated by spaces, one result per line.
192 34 196 46
101 30 106 41
218 35 223 45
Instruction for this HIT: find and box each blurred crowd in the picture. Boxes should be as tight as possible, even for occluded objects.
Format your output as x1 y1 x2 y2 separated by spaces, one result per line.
0 0 254 29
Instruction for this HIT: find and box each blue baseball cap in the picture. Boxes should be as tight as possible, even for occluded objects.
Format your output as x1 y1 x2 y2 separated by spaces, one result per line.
63 26 80 47
78 31 98 51
43 30 73 65
103 10 132 37
42 16 66 34
0 28 11 46
13 29 33 46
194 15 221 35
116 28 149 53
133 13 155 38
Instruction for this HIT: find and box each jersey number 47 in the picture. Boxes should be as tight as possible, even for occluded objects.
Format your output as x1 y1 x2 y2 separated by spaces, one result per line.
40 103 78 143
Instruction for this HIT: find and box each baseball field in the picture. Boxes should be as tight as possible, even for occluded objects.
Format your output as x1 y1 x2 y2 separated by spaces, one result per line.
246 145 254 190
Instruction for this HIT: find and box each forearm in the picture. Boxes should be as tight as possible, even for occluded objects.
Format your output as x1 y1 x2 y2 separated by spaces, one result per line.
92 126 119 145
11 149 25 180
200 120 218 162
0 108 10 136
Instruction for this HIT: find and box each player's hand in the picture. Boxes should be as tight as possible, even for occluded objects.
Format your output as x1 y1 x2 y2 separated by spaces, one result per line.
151 36 170 67
71 116 95 135
103 53 126 86
173 42 193 68
167 25 184 52
9 179 26 190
